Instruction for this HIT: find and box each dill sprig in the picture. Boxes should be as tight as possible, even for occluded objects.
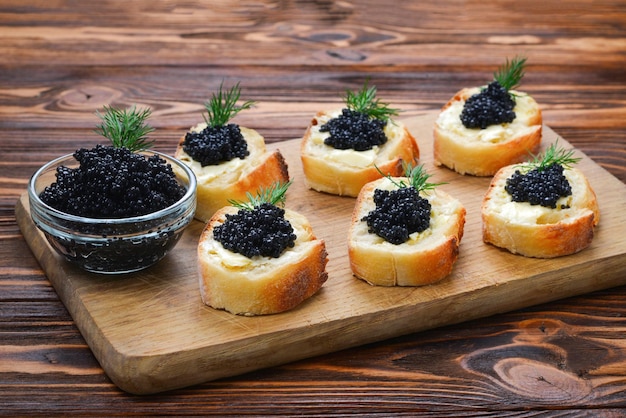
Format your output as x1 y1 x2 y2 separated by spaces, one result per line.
345 80 400 121
525 140 581 172
228 181 291 211
494 55 527 91
203 82 256 128
94 105 154 152
376 163 446 193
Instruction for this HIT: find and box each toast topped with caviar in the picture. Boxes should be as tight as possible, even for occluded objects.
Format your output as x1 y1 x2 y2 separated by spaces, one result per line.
197 182 328 316
301 81 419 196
348 164 465 286
482 142 600 258
175 82 289 222
434 56 542 176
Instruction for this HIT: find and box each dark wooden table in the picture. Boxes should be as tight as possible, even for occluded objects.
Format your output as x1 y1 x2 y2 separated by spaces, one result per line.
2 1 625 415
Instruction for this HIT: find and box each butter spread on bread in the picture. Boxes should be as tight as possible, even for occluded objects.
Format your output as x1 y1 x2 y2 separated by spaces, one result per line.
482 142 599 258
434 56 542 176
198 183 328 316
301 82 419 196
348 165 465 286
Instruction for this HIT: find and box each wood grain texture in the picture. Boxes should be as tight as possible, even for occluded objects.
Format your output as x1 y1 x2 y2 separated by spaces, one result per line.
1 0 626 414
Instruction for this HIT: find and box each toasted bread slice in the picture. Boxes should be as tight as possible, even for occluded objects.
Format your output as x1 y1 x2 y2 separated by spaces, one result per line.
198 206 328 316
301 110 420 196
175 124 289 223
434 87 542 176
482 164 600 258
348 177 466 286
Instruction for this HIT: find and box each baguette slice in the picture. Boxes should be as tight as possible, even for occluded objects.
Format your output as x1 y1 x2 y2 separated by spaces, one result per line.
434 87 542 176
482 164 600 258
198 206 328 316
348 177 466 286
175 124 289 223
301 110 420 197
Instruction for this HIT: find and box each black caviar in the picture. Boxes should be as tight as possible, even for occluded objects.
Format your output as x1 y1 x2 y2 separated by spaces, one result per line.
39 145 186 218
320 108 388 151
505 163 572 208
50 230 184 273
460 81 516 129
362 187 431 245
213 203 296 258
182 123 249 166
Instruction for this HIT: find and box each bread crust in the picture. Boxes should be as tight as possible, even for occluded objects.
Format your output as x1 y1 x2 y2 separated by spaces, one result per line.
482 164 600 258
198 206 328 316
301 110 420 196
348 178 465 286
176 125 289 223
434 87 542 176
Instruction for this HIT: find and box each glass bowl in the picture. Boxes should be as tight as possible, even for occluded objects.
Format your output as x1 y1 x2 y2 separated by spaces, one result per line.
28 151 197 274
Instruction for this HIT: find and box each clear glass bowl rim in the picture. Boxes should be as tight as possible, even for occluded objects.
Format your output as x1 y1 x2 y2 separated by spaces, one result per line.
28 150 197 226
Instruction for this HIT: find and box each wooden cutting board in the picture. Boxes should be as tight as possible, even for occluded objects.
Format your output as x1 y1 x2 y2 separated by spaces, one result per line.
15 112 626 395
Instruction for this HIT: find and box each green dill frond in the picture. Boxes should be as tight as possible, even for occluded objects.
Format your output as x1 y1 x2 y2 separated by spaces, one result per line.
494 55 527 91
94 105 154 152
404 163 447 192
345 80 400 121
525 139 581 172
376 163 446 192
203 82 256 128
228 181 291 211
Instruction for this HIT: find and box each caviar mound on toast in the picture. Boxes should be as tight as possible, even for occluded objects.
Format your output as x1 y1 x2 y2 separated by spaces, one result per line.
348 164 465 286
197 182 328 316
175 82 289 223
301 81 419 197
482 141 600 258
434 56 542 176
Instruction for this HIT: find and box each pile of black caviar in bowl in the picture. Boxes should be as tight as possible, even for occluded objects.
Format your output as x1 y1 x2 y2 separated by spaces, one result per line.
28 146 197 274
40 145 186 218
